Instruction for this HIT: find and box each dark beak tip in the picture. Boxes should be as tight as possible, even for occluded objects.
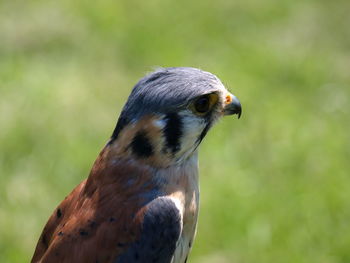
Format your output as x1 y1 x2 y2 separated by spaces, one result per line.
233 98 242 119
223 95 242 118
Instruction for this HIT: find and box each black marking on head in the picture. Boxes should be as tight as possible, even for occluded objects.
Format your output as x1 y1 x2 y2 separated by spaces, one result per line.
115 198 181 263
163 112 183 154
110 116 130 143
56 208 62 218
197 119 213 144
196 99 220 145
58 231 64 236
130 130 154 158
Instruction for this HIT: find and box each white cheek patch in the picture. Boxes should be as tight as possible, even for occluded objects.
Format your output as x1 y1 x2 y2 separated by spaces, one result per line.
176 111 207 155
180 111 206 135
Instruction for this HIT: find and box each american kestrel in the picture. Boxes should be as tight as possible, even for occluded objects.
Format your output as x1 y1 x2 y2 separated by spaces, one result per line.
31 67 242 263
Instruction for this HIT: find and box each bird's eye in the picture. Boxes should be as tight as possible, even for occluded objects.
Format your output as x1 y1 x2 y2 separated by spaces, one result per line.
194 96 210 113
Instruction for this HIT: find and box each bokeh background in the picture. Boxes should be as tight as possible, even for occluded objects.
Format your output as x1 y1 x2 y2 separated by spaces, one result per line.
1 0 350 262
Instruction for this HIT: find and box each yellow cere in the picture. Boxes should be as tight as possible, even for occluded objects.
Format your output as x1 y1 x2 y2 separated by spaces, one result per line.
225 94 233 105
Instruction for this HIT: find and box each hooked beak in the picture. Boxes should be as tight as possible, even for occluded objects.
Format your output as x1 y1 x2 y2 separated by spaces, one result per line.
223 94 242 119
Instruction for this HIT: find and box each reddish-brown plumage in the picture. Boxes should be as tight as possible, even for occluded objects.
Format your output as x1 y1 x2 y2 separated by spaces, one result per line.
32 67 241 263
32 146 159 263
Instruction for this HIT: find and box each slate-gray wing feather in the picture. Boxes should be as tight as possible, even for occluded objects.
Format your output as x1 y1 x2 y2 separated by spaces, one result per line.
115 197 182 263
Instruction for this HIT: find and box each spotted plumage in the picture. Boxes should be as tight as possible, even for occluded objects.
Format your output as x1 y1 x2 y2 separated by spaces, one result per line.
31 67 242 263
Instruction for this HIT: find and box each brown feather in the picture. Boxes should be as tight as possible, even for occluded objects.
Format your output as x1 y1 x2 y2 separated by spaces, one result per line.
32 114 200 263
32 146 158 263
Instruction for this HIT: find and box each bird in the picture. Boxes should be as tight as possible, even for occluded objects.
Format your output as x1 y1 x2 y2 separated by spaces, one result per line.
31 67 242 263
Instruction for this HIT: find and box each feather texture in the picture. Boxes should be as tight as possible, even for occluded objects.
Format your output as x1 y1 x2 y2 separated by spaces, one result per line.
32 67 241 263
32 144 199 263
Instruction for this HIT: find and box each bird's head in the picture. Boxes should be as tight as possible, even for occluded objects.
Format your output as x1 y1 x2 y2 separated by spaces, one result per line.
108 67 241 168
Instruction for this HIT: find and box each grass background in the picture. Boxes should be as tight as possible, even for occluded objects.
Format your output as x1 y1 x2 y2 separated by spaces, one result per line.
1 0 349 262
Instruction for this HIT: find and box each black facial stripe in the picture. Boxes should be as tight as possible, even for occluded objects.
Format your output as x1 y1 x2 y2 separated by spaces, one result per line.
110 115 130 143
198 122 212 144
130 130 154 158
196 100 219 143
163 112 183 154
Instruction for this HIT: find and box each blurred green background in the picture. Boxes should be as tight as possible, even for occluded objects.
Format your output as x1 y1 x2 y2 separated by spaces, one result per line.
1 0 349 262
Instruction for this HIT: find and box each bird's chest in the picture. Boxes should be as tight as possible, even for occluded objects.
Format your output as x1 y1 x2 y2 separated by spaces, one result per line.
172 184 199 263
159 156 200 263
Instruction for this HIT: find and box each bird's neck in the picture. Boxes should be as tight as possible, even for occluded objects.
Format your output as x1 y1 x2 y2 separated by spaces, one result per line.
86 143 199 191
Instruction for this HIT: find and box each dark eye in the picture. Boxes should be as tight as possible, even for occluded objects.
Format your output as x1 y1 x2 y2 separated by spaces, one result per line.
194 96 210 113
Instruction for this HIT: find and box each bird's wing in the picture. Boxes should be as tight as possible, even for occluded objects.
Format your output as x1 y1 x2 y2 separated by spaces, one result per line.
31 150 183 263
115 197 182 263
31 180 88 263
32 190 182 263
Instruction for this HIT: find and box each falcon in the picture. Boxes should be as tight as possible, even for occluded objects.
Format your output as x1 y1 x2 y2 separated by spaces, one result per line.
31 67 242 263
